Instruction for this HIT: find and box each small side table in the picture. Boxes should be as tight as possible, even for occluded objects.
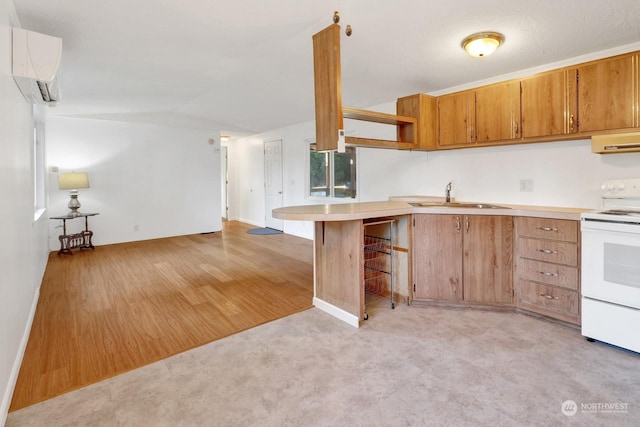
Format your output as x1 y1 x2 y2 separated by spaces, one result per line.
50 213 99 255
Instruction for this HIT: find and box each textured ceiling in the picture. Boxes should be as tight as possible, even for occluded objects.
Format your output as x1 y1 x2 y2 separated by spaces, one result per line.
12 0 640 137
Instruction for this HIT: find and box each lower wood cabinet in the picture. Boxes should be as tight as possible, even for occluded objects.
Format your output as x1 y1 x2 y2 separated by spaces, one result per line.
514 217 581 325
413 214 463 301
412 214 513 306
517 281 580 323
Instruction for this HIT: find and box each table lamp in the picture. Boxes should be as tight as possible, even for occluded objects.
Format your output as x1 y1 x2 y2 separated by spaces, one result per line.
58 172 90 216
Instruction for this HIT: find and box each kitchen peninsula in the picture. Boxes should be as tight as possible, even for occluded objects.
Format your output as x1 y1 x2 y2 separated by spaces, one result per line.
273 199 588 328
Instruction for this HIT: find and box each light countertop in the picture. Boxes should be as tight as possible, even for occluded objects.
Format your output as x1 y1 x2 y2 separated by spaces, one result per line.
272 197 593 222
272 200 413 221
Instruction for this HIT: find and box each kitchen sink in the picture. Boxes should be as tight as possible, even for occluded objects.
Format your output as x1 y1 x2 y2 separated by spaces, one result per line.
409 202 511 209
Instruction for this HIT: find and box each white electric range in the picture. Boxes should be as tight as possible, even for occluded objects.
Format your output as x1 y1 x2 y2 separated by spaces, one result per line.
581 178 640 353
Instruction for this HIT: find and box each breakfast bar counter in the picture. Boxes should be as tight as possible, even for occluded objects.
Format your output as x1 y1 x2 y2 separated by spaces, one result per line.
272 198 591 327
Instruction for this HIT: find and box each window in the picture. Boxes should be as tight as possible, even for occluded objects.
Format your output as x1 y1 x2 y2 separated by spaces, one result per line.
33 107 46 219
309 144 357 198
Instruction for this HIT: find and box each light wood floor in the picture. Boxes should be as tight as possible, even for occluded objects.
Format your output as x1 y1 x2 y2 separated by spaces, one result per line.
10 221 314 411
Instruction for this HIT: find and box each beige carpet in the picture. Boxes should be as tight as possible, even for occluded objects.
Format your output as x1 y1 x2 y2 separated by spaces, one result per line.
7 302 639 426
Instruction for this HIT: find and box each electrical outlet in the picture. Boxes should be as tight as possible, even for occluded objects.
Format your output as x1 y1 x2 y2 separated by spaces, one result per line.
520 179 534 192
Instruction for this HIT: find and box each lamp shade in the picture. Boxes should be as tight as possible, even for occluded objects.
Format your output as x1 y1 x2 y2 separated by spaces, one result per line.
58 172 90 190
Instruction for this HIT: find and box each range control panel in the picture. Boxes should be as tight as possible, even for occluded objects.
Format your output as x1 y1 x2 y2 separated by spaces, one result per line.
601 178 640 199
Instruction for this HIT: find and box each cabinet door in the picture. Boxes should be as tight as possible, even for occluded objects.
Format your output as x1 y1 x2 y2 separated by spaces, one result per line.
313 23 343 151
438 91 475 147
521 69 578 138
413 215 463 301
578 53 637 132
475 81 521 143
463 215 513 304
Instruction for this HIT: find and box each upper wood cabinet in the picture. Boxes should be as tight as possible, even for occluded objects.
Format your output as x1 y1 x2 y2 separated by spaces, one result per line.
438 81 520 148
521 53 638 139
396 93 438 150
437 91 475 147
521 69 578 139
577 53 639 133
475 81 521 143
439 53 639 146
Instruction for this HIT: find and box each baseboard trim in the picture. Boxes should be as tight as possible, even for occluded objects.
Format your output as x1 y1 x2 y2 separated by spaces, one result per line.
283 230 312 240
238 218 264 228
313 297 359 328
1 286 40 424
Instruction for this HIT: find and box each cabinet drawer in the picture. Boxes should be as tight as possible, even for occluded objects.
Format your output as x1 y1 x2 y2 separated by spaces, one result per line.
518 238 578 266
516 217 578 242
517 280 580 324
518 259 578 290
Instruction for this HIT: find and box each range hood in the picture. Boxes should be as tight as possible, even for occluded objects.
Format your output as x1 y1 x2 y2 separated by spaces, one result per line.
592 132 640 154
12 28 62 105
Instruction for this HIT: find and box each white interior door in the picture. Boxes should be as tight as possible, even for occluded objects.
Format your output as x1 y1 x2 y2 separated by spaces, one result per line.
264 139 284 230
221 146 228 220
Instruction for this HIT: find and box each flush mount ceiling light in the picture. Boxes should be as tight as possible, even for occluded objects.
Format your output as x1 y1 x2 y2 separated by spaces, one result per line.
461 31 504 57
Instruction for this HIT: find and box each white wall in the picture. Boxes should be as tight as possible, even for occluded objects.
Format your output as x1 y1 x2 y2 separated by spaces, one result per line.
229 100 640 240
0 1 50 423
46 118 222 248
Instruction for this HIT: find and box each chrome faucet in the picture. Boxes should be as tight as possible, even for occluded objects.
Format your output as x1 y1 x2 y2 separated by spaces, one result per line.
445 182 452 203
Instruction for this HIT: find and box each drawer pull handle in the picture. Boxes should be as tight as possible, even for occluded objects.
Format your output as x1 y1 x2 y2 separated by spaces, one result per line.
537 249 558 255
536 226 558 232
538 292 559 300
538 271 559 277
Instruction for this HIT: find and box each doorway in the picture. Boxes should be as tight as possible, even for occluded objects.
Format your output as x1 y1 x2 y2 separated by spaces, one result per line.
264 139 284 230
221 145 228 220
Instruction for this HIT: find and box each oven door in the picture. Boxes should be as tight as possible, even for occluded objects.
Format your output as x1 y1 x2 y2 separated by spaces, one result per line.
581 219 640 309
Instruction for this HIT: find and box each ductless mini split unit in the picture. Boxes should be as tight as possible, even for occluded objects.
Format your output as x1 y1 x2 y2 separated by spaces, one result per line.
12 27 62 105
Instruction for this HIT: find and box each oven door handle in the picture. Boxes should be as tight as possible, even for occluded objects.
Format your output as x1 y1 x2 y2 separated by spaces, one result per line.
583 296 640 311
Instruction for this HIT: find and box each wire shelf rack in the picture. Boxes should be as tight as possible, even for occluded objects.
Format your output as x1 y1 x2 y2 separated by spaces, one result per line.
363 219 395 320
